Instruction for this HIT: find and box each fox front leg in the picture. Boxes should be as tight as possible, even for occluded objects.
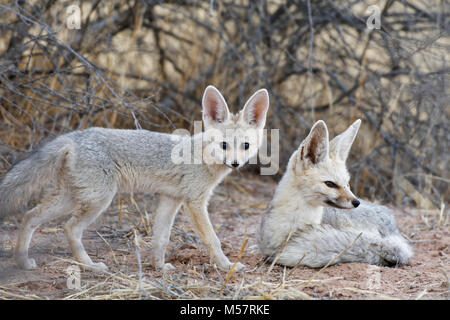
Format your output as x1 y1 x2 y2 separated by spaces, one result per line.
184 199 246 272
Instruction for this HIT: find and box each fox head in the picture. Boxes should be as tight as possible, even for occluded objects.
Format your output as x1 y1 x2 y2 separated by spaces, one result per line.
201 86 269 169
289 119 361 209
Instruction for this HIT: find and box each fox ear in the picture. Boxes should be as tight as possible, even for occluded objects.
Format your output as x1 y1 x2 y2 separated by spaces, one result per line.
242 89 269 128
329 119 361 162
202 86 230 125
298 120 329 166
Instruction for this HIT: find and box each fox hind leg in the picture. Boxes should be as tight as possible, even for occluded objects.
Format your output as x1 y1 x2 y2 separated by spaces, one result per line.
15 194 72 270
64 194 114 272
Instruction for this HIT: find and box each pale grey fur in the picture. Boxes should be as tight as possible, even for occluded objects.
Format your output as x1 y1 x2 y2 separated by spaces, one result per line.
259 201 413 267
0 86 270 272
258 120 413 268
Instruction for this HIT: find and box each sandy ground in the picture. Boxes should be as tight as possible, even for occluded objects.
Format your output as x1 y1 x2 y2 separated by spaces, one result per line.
0 172 448 300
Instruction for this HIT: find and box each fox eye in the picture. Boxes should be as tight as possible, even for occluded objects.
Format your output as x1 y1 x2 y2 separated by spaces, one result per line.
243 142 250 150
324 181 338 188
221 142 227 150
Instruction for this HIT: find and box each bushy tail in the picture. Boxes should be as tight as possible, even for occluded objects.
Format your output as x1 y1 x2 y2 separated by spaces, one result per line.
0 137 73 220
379 234 413 266
268 225 413 268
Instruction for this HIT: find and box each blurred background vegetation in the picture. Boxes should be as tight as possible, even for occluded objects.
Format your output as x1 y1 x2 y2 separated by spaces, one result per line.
0 0 448 209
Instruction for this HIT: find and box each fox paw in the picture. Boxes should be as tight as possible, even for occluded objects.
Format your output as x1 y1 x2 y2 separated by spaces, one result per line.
162 263 176 272
18 258 37 270
232 262 247 272
87 262 109 272
219 261 247 272
154 262 176 272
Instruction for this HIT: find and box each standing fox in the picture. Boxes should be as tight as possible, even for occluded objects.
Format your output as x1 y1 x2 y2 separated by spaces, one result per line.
258 120 413 267
0 86 269 272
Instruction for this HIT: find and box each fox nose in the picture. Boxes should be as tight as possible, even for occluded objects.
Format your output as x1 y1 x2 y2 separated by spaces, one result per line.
352 199 360 208
231 161 239 168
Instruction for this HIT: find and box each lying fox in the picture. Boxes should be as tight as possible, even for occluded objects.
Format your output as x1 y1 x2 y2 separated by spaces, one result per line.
0 86 269 272
258 120 413 267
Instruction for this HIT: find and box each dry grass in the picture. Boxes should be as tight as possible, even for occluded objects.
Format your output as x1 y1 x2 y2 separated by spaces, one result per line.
0 0 448 207
0 173 448 300
0 0 448 301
